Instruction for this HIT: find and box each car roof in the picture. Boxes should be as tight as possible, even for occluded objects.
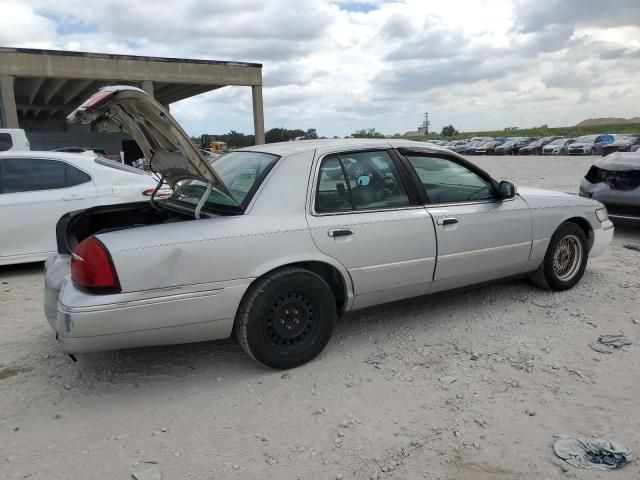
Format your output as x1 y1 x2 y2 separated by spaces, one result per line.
238 138 450 156
0 129 26 134
0 151 97 163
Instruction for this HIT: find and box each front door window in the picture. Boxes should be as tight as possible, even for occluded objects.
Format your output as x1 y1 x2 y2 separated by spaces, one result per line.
404 154 494 204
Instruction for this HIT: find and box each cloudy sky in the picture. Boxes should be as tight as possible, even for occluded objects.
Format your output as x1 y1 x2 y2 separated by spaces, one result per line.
1 0 639 137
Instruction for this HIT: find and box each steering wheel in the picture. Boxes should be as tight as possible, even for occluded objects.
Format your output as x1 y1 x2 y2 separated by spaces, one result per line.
372 175 397 201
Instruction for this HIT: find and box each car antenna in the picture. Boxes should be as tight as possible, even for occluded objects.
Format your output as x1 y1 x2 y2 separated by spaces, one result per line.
194 182 213 219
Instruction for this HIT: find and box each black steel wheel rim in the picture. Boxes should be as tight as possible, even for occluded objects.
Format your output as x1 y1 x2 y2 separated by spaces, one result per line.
265 290 318 351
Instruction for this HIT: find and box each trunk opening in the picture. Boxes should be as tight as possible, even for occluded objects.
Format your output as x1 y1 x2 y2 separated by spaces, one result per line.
56 202 192 254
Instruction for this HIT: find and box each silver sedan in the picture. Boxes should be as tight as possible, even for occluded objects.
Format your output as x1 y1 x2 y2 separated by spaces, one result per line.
44 86 614 369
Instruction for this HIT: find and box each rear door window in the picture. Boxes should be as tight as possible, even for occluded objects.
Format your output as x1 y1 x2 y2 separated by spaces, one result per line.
0 133 13 151
316 151 410 213
0 158 90 194
65 164 92 187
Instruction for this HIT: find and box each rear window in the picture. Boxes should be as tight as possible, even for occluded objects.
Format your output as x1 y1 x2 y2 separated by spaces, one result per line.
170 151 279 212
0 133 13 151
95 157 145 175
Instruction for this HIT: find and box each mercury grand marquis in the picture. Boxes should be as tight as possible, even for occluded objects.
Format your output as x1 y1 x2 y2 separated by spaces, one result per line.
44 86 614 369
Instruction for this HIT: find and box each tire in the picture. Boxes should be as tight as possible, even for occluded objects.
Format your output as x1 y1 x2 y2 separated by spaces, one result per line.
236 267 336 369
530 222 588 291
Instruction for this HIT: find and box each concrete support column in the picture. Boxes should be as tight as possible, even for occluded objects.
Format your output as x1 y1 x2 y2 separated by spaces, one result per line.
0 74 19 128
141 80 154 97
252 85 265 145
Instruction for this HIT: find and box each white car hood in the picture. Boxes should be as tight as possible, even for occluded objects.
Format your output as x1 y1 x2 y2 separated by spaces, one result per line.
67 86 230 195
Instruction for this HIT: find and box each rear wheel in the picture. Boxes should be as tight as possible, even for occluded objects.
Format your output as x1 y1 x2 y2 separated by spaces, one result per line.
236 267 336 369
530 223 588 291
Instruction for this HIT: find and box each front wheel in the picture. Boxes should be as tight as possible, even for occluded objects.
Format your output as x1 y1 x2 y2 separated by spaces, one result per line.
236 267 336 369
530 223 588 291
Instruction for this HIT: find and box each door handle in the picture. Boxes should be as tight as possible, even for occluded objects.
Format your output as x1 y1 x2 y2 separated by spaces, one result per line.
63 194 91 201
436 217 458 226
328 228 353 237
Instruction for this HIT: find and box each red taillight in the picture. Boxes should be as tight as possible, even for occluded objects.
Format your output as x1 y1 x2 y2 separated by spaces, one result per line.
71 237 121 293
142 188 171 199
81 90 115 110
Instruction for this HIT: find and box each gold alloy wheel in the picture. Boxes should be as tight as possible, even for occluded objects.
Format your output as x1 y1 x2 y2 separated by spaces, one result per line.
552 234 583 281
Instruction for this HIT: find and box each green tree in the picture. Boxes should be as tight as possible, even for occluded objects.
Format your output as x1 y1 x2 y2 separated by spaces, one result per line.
440 125 458 137
305 128 318 139
351 128 384 138
265 127 306 143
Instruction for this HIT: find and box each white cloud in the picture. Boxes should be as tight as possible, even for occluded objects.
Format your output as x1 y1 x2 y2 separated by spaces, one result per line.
0 1 57 47
3 0 640 135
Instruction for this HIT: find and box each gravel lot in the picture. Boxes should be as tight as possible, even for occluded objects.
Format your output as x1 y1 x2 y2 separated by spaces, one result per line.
1 154 639 480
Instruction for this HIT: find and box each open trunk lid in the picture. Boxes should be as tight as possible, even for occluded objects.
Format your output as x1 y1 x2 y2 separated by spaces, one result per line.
67 86 230 195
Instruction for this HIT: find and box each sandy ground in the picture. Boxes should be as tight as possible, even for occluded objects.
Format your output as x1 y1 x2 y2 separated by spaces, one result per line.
1 154 639 480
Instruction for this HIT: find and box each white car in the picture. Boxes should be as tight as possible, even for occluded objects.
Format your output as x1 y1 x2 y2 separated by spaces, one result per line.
44 86 614 370
0 128 30 152
0 152 161 265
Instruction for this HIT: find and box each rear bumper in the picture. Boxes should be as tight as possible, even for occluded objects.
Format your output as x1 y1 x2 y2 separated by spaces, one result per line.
44 255 250 354
590 220 614 258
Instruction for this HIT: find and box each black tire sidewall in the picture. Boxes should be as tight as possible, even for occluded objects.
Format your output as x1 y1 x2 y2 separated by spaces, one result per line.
543 223 588 291
241 271 336 369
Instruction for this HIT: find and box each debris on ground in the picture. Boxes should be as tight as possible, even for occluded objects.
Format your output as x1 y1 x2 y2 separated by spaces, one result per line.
553 437 632 470
622 242 640 252
589 334 632 354
131 464 162 480
438 375 458 385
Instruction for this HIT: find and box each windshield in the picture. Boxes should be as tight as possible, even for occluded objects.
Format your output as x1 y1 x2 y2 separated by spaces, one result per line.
574 135 597 143
169 151 279 212
548 138 565 145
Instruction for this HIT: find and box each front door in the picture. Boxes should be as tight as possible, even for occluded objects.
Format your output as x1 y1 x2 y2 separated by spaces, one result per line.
400 150 532 291
306 149 437 309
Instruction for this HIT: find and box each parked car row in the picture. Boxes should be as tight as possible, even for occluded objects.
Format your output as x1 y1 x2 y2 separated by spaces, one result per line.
429 133 640 156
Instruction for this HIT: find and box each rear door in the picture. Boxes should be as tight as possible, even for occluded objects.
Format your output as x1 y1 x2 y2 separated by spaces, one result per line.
0 157 96 261
306 149 437 309
399 150 532 291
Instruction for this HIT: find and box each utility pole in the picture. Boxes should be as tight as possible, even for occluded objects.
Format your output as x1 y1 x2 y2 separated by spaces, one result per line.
423 112 430 135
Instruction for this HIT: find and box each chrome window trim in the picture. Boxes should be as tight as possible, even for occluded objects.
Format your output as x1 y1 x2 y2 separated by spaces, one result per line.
424 196 517 209
312 204 426 217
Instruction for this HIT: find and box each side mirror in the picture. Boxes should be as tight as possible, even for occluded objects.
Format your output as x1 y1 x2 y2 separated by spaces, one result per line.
498 180 516 199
